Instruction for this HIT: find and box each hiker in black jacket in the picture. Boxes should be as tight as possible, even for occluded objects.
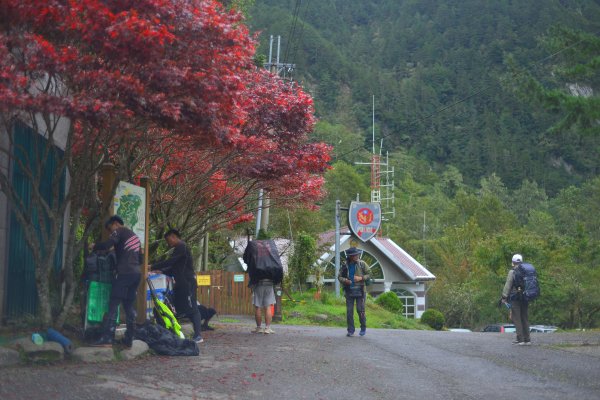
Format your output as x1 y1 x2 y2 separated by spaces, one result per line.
150 229 203 343
91 215 142 347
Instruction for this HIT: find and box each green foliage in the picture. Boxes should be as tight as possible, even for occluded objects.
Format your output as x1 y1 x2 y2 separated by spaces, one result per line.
250 0 600 193
289 233 317 291
322 161 370 220
312 121 369 163
268 206 327 238
421 309 446 331
256 229 272 240
283 290 429 330
374 291 404 314
245 1 600 330
206 231 236 270
319 291 333 306
222 0 255 15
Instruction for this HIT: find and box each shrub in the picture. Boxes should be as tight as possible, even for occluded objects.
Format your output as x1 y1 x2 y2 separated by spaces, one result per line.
421 309 445 330
320 291 333 305
374 291 403 314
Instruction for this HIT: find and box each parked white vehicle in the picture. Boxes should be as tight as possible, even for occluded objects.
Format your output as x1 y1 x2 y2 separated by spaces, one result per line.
530 325 558 333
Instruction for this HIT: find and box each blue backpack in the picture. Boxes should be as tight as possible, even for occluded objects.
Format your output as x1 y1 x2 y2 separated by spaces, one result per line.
513 263 540 302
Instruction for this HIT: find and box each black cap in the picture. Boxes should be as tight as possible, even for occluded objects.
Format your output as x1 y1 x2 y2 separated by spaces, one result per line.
345 247 362 256
104 215 124 229
164 228 181 239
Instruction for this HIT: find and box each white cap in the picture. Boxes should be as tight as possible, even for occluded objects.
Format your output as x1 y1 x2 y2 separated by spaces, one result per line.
512 254 523 263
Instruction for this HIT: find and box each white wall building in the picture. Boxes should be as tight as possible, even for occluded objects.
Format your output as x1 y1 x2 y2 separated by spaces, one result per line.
317 231 435 319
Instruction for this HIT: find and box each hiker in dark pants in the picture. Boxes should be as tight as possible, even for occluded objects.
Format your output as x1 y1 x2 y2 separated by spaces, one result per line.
502 254 531 345
150 229 203 343
91 215 142 347
338 247 370 337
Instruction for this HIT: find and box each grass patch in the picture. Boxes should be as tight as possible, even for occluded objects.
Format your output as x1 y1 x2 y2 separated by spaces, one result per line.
218 317 242 323
281 290 429 330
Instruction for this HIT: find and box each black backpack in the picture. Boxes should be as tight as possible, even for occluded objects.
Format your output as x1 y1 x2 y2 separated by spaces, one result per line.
513 263 540 302
243 240 284 285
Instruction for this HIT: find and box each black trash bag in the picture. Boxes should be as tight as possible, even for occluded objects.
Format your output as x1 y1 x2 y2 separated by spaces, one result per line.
135 322 199 356
243 240 283 284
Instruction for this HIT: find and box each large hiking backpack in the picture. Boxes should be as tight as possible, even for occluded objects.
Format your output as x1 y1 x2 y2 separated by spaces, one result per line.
84 251 116 283
513 263 540 302
243 240 284 284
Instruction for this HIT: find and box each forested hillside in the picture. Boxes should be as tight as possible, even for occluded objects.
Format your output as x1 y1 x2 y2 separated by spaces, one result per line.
246 1 600 329
248 0 600 192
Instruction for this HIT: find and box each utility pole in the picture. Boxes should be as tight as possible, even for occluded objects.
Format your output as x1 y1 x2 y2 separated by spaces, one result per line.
335 200 341 296
255 35 296 236
334 200 351 298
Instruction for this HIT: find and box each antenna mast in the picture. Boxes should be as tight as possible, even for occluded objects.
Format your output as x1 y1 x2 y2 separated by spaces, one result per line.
355 96 395 234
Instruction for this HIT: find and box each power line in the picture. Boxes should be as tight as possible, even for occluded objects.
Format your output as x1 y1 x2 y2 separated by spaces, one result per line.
283 0 302 74
290 0 310 74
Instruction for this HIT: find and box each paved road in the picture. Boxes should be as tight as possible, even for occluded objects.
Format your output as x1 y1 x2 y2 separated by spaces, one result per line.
1 321 599 400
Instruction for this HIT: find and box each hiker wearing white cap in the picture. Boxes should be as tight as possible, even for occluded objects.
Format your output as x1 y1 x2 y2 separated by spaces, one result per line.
501 254 531 345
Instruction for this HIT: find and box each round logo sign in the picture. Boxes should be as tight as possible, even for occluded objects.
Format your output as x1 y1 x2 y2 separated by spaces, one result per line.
357 208 374 225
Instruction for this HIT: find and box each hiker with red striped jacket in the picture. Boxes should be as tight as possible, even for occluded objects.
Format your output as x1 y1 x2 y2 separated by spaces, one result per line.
91 215 142 347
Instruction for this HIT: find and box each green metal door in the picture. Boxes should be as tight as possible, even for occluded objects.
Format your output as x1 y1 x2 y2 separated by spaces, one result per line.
5 122 64 318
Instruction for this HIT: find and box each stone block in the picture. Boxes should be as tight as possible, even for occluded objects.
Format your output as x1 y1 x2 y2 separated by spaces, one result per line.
120 340 149 360
313 314 328 322
13 339 64 363
0 346 22 367
71 346 115 363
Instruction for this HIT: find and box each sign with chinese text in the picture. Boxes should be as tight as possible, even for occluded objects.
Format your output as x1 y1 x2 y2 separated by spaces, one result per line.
197 275 211 286
348 201 381 242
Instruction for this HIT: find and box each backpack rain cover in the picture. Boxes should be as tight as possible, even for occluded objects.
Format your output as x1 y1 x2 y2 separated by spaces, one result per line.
243 240 284 284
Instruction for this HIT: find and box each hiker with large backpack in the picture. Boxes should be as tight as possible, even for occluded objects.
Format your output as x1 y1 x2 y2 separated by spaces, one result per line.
244 240 284 334
501 254 540 346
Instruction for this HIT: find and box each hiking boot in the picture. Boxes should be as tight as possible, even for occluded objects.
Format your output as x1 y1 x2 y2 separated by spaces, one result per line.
264 327 275 334
91 335 113 347
193 335 204 344
359 329 366 336
251 326 264 334
123 321 136 348
92 316 116 347
121 336 133 348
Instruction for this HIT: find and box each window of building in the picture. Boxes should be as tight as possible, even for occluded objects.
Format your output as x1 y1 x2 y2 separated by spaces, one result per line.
392 289 416 318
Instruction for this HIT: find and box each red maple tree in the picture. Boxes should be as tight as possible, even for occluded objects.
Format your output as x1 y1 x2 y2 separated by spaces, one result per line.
142 68 331 249
0 0 330 326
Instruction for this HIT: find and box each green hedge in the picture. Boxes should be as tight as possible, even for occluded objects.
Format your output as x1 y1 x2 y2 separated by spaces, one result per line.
421 309 445 330
374 291 403 314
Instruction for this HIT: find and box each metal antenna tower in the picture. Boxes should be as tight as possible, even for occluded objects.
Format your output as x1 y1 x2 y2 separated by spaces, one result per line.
355 96 396 232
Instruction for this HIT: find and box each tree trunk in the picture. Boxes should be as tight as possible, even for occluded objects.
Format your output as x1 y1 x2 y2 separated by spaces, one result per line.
35 260 53 327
